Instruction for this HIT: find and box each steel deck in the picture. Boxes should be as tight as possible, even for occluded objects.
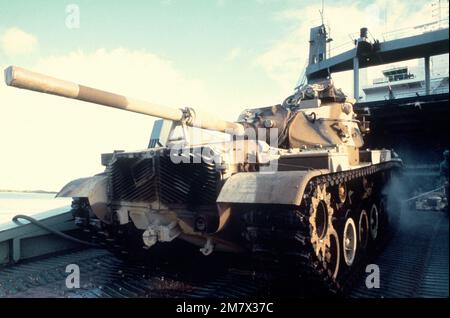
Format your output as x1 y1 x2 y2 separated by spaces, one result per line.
0 208 447 298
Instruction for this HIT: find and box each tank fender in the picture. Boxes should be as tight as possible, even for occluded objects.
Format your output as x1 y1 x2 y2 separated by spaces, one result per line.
217 170 327 205
56 173 111 224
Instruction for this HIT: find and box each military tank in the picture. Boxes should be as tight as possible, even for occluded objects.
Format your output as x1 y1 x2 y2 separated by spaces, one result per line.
4 65 402 291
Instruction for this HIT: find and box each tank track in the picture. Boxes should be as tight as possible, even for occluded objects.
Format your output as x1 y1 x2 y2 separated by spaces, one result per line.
70 161 401 293
71 198 139 260
241 161 402 294
3 204 447 298
70 198 197 265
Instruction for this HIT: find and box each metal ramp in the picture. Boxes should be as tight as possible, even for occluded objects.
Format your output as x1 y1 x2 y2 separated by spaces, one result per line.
351 209 448 298
0 208 448 298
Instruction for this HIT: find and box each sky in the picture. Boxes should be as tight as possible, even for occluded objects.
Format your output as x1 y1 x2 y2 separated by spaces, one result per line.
0 0 447 191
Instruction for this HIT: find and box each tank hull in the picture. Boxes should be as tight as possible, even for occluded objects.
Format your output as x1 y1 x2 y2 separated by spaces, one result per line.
4 65 404 291
66 145 402 291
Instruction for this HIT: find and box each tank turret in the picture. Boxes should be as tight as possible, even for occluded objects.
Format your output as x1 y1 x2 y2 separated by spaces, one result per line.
5 66 364 151
237 79 365 150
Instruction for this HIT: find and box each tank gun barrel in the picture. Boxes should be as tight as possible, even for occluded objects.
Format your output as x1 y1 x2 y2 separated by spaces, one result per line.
4 66 244 134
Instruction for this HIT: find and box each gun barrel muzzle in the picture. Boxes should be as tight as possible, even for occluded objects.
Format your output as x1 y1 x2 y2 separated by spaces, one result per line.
4 65 244 134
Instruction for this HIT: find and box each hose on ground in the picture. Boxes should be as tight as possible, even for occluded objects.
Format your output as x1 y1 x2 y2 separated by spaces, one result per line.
403 186 445 203
12 214 100 248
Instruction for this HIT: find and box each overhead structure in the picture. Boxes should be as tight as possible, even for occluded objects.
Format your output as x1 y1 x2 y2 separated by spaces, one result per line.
305 26 449 99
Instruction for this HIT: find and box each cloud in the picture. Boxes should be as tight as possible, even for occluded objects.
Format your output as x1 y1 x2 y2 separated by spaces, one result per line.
0 0 443 192
254 0 436 95
225 47 242 61
1 27 38 56
254 0 279 4
0 48 211 191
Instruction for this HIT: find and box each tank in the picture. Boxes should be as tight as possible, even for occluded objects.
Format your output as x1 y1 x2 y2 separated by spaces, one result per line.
4 65 402 291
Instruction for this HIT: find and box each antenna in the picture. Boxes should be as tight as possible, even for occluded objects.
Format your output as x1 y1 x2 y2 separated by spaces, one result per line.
432 0 449 29
319 0 325 25
384 2 388 35
320 0 333 58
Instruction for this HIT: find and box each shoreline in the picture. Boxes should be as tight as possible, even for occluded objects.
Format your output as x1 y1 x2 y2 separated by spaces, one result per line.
0 190 58 195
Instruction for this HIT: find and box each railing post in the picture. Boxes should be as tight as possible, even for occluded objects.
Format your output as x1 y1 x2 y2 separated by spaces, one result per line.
353 56 360 100
424 56 431 95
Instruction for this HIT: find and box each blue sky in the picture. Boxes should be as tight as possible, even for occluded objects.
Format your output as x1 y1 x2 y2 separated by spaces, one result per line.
0 0 440 100
0 1 298 87
0 0 446 191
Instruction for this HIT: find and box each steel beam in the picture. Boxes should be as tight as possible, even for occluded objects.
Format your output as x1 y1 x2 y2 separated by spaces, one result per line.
425 56 431 95
353 57 360 100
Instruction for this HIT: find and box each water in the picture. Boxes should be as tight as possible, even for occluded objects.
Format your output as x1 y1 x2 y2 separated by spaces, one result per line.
0 192 71 225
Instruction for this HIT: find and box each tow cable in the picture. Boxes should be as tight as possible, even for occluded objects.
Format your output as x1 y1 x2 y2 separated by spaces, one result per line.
403 186 445 203
12 214 100 247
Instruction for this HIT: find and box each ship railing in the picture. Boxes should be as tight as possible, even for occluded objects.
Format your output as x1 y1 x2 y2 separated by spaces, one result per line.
382 18 449 41
326 18 449 59
380 86 449 100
